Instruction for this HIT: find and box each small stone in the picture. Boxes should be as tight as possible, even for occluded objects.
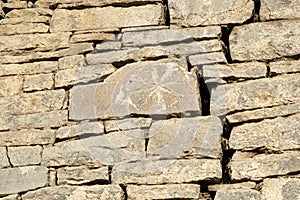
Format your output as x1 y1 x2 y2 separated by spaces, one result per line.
58 55 85 70
57 166 108 185
21 185 123 200
208 182 257 191
270 60 300 75
0 16 51 25
261 178 300 200
0 129 55 146
49 168 57 186
0 194 19 200
8 146 42 167
127 184 200 200
0 147 9 168
231 151 300 181
95 41 122 51
168 0 253 26
0 166 48 195
0 76 22 97
214 188 260 200
104 118 152 132
189 52 227 66
70 32 115 43
230 20 300 61
0 23 49 35
5 8 53 18
24 73 54 91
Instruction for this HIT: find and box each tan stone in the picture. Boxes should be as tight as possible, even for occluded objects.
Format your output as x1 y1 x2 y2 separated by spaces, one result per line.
58 55 85 70
104 118 152 132
0 166 48 195
8 146 42 167
0 76 22 97
50 5 163 32
189 52 227 65
0 23 49 35
175 26 221 40
208 182 256 191
70 32 115 43
127 184 200 200
214 188 260 200
230 20 300 61
5 8 53 18
270 60 300 74
168 0 253 26
57 166 108 185
0 147 9 168
0 129 55 146
24 73 54 91
0 16 50 25
2 1 27 9
0 194 19 200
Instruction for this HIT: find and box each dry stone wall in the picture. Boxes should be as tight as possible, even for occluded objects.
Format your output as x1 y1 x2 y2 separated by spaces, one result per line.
0 0 299 199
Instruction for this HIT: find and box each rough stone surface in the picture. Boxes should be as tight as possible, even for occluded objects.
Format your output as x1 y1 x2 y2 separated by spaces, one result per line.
112 159 222 184
58 55 85 70
0 76 23 97
0 147 9 168
104 118 152 132
21 185 124 200
0 166 48 195
57 166 108 185
261 178 300 200
189 52 227 65
95 41 122 51
208 182 256 191
50 5 163 32
70 32 115 43
230 113 300 151
210 74 300 116
168 0 253 26
231 151 300 181
0 129 55 146
230 20 300 61
5 8 53 18
24 73 54 91
0 23 48 35
0 194 19 200
270 60 300 74
8 146 42 167
0 62 58 76
127 184 200 200
175 26 221 40
214 188 260 200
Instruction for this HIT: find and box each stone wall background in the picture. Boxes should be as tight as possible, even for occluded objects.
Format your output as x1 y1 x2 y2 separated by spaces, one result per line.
0 0 299 199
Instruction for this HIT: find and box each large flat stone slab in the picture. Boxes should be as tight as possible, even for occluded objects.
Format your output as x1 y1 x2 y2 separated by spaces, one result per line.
168 0 253 26
214 188 260 200
8 146 42 167
230 20 300 61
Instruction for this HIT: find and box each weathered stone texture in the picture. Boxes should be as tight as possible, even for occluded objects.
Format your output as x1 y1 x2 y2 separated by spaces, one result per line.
0 76 23 97
270 60 300 74
0 129 55 146
8 146 42 167
0 166 48 195
57 166 108 185
231 151 300 181
58 55 85 70
168 0 253 26
0 194 19 200
189 52 227 65
104 118 152 132
70 32 115 43
127 184 200 200
210 74 300 116
208 182 256 191
95 41 122 51
0 23 49 35
24 73 54 91
21 185 124 200
261 178 300 200
214 188 260 200
230 113 300 151
0 147 9 168
50 5 163 32
230 20 300 61
175 26 221 40
5 8 53 18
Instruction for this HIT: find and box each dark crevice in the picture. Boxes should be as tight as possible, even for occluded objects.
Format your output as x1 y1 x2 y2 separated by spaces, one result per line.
76 179 110 185
266 63 271 77
220 25 234 64
54 136 80 143
194 68 211 116
120 184 128 200
112 59 136 68
5 147 13 167
162 0 170 26
200 182 216 199
108 165 113 184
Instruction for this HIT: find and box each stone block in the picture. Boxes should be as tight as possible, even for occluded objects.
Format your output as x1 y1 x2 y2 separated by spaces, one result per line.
58 55 85 70
70 32 115 43
8 146 42 167
24 73 54 91
0 147 9 168
214 188 260 200
189 52 227 66
0 76 22 97
104 118 152 133
0 23 49 35
270 60 300 75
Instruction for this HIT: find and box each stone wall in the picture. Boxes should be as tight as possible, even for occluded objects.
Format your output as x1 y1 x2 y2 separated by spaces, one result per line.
0 0 299 199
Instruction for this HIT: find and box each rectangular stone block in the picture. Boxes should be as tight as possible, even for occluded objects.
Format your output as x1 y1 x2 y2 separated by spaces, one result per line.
0 16 50 25
0 194 19 200
0 23 49 35
231 151 300 181
189 52 227 65
50 5 163 32
58 55 85 70
175 26 221 40
112 159 222 184
0 166 48 195
230 20 300 61
168 0 253 26
5 8 53 18
210 74 300 116
127 184 200 200
230 113 300 151
214 188 260 200
70 32 115 43
22 185 123 200
0 76 22 97
0 89 66 118
0 147 9 168
0 129 55 146
57 166 108 185
8 146 42 167
24 73 54 91
270 60 300 75
104 118 152 133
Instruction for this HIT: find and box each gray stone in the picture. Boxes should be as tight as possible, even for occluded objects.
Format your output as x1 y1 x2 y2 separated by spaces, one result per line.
127 184 200 200
189 52 227 65
147 116 222 159
55 64 116 87
175 26 221 40
0 90 66 118
168 0 253 26
0 61 58 76
200 62 267 79
270 60 300 74
24 73 54 91
230 20 300 61
227 102 300 124
0 129 55 146
230 113 300 151
0 166 48 195
208 182 256 191
8 146 42 167
50 5 163 32
58 55 85 70
0 23 48 35
0 76 23 97
112 159 221 184
95 41 122 51
231 151 300 181
0 147 9 168
104 118 152 133
0 110 68 130
260 0 300 21
57 166 108 185
261 178 300 200
210 74 300 116
56 122 105 140
214 188 260 200
70 32 115 43
22 185 123 200
70 61 201 120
